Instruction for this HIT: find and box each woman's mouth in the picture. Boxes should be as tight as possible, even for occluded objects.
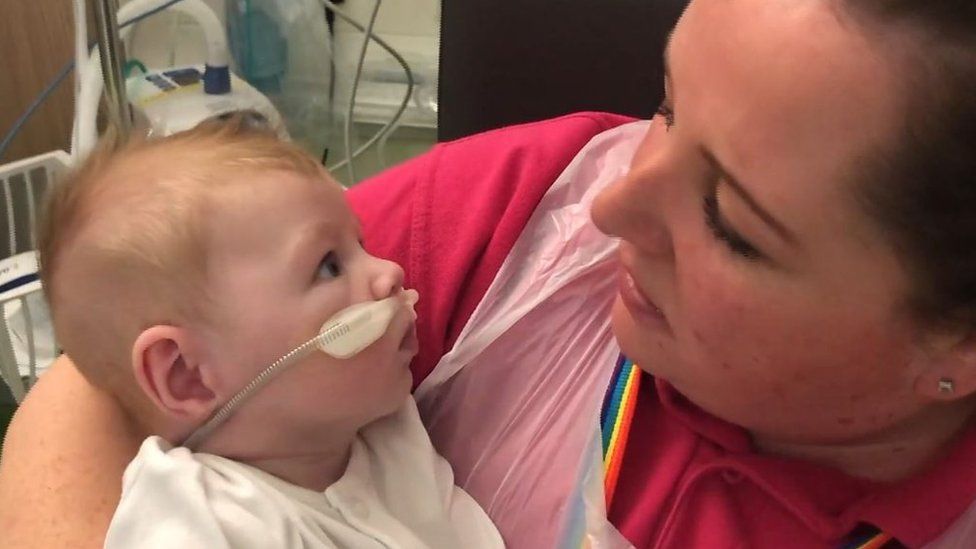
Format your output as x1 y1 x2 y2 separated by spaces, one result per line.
618 268 670 331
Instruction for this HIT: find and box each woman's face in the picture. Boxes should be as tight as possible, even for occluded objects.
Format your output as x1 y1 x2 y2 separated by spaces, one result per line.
591 0 927 445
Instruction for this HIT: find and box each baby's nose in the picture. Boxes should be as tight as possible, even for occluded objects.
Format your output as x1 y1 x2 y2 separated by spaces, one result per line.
368 257 405 300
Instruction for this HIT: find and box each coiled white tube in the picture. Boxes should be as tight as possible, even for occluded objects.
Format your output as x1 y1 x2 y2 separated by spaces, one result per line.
182 290 418 448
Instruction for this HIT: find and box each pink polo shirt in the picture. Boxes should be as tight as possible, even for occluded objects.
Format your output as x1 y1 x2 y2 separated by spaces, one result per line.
347 112 976 548
612 377 976 548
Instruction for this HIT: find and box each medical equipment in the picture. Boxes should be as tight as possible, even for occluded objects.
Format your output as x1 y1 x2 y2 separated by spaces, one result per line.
0 0 175 162
76 0 411 181
126 65 285 139
0 151 70 402
75 0 287 157
183 289 419 448
2 0 414 186
321 0 414 183
226 0 333 160
0 254 58 402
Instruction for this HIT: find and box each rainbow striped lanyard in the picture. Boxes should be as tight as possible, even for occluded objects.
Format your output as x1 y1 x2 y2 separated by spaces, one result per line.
598 355 900 549
600 355 642 506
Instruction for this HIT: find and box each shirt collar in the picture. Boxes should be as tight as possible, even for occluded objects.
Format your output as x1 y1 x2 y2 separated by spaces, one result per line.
847 420 976 547
655 378 751 452
655 378 976 546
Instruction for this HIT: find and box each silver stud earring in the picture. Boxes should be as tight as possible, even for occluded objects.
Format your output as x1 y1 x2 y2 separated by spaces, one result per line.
938 378 955 395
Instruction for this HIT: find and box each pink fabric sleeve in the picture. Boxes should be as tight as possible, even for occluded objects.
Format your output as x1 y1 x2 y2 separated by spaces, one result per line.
346 112 635 386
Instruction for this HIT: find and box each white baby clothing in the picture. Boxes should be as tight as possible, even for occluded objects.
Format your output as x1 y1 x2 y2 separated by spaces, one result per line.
104 397 504 548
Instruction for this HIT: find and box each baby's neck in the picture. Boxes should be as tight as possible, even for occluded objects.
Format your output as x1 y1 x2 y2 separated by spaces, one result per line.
196 423 360 492
135 396 361 492
239 443 353 492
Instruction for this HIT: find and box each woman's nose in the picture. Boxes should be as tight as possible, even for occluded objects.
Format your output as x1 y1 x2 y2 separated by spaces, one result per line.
366 256 405 300
591 167 674 257
590 123 680 257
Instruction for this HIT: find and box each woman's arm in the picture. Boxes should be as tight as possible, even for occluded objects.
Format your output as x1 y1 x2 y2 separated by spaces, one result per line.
0 356 143 548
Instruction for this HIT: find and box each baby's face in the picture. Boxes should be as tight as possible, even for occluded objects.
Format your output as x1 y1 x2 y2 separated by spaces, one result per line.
202 170 417 441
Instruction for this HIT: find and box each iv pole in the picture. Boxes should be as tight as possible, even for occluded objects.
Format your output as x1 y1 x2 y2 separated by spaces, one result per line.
92 0 131 138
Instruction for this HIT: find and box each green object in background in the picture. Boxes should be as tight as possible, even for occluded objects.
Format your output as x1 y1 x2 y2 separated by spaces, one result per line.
226 0 336 160
123 59 149 79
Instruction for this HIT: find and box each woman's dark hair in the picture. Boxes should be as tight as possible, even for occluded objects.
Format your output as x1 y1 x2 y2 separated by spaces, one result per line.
843 1 976 328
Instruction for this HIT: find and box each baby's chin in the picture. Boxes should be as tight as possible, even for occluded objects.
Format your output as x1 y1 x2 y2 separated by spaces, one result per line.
352 385 411 432
361 358 415 422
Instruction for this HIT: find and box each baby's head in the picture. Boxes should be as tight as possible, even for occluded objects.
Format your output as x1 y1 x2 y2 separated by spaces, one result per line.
40 120 418 449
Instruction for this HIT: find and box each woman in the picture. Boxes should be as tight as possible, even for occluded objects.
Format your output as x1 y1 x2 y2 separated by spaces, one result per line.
2 0 975 546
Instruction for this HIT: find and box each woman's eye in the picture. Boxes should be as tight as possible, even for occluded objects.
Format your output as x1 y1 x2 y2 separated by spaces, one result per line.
703 192 762 260
316 251 343 280
655 101 675 130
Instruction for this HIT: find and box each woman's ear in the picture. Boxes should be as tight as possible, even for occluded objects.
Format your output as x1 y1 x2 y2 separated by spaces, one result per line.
914 331 976 401
131 325 218 421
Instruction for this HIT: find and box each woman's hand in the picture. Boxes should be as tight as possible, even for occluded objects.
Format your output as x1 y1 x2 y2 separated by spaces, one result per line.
0 356 143 548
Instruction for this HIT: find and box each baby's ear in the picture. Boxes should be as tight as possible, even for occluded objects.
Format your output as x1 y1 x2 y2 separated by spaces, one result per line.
132 325 218 421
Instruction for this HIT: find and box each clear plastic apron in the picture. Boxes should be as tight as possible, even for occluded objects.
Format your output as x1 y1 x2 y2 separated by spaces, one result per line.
415 120 648 548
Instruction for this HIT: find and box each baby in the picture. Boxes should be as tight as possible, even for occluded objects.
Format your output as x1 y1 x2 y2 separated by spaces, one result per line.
38 119 503 548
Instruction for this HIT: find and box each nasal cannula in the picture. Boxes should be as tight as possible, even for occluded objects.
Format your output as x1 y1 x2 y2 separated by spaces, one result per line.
182 289 419 448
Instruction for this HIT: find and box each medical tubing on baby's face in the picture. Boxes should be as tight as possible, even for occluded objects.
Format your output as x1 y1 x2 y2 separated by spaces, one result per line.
181 334 320 448
181 290 418 449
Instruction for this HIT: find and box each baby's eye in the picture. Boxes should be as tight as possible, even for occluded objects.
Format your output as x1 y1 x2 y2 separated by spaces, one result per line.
317 251 342 280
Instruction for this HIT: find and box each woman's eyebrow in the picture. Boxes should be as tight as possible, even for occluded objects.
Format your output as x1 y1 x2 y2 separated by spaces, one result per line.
700 148 799 246
663 26 796 246
701 147 799 246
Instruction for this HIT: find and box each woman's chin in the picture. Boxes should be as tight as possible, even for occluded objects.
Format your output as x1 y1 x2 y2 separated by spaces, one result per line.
610 297 673 378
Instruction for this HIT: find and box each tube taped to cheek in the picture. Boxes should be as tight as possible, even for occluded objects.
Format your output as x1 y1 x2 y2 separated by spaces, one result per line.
181 289 419 448
319 289 418 358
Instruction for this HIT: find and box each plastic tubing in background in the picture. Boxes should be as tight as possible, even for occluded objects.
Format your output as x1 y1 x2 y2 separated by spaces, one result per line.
2 0 413 175
0 0 188 162
321 0 414 184
341 0 380 184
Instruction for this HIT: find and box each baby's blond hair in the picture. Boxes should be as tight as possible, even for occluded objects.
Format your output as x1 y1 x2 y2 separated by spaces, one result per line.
38 118 326 414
